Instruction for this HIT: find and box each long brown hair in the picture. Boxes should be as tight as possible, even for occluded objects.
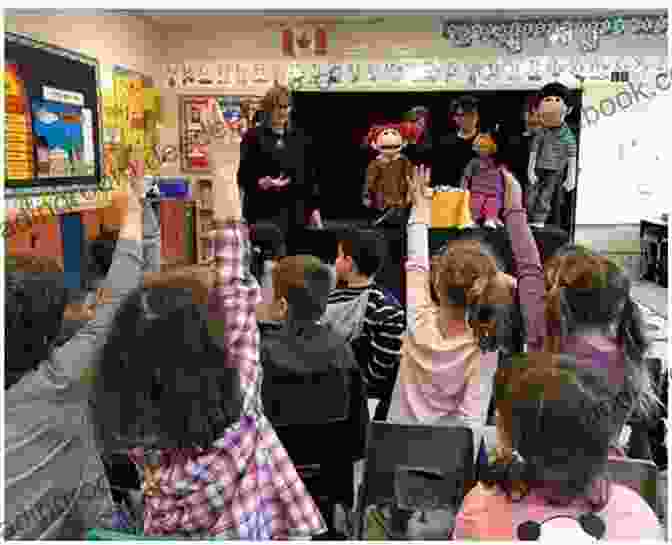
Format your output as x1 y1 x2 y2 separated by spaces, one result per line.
487 353 614 509
431 240 514 350
542 245 657 418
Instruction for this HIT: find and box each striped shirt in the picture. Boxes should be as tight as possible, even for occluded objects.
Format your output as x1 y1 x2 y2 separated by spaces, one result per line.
531 123 577 172
327 284 406 399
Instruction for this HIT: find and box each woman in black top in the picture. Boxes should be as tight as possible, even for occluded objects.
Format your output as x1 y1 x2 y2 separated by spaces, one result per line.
237 85 321 245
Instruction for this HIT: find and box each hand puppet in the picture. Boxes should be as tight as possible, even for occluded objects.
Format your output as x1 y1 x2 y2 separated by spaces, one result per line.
461 129 510 229
363 124 414 212
527 82 577 226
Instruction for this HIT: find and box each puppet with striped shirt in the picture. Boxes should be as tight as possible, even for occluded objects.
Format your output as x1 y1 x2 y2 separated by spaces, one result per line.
527 82 577 227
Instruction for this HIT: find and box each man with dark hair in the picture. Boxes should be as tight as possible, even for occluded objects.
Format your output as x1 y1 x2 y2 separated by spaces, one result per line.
326 228 406 421
432 95 480 188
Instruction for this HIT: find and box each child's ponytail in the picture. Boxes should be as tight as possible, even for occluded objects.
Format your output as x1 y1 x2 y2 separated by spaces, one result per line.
544 250 661 419
467 272 517 353
617 295 660 418
617 295 649 364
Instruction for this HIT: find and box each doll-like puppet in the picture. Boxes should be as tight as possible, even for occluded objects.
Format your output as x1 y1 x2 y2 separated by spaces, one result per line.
461 129 510 229
527 82 577 227
363 125 414 219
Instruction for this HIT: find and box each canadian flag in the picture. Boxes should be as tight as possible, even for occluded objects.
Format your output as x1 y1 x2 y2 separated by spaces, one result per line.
282 26 327 57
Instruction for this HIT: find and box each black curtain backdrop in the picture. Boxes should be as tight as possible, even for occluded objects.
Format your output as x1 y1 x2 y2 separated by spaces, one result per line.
292 90 581 238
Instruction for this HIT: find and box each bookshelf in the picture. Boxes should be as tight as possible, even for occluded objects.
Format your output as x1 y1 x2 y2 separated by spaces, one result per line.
193 177 215 264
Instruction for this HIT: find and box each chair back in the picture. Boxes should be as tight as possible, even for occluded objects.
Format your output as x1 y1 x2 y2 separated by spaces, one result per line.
607 457 658 512
261 353 350 427
360 422 475 511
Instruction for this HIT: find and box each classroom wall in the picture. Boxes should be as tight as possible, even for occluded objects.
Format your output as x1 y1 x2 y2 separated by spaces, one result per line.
5 11 165 82
156 14 669 228
6 12 669 231
159 14 667 63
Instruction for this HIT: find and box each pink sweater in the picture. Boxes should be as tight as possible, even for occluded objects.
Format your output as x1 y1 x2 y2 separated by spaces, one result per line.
388 207 629 441
454 482 664 540
386 220 503 429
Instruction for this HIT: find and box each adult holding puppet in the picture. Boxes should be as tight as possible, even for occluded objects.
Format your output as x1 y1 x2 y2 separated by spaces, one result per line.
237 84 323 247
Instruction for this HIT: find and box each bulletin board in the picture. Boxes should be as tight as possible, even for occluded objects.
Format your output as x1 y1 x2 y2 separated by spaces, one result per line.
4 32 102 192
179 94 262 173
100 66 161 181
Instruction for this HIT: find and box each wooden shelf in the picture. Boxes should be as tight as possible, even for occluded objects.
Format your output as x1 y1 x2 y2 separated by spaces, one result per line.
193 178 215 264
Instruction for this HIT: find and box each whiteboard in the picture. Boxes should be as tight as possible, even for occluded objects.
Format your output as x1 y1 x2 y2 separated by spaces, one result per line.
575 92 671 225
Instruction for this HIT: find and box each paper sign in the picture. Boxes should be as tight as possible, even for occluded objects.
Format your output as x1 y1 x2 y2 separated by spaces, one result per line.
43 86 85 107
100 66 115 90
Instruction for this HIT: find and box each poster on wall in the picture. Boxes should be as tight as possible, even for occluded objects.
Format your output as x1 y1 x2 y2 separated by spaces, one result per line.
31 99 95 178
181 96 211 172
5 62 35 181
5 62 96 182
127 76 144 130
179 94 264 173
5 32 103 192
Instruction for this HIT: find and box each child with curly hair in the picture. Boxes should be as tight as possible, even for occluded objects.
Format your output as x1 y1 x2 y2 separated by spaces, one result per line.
388 165 517 430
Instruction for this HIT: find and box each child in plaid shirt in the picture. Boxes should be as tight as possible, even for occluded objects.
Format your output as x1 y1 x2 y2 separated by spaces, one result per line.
93 179 326 539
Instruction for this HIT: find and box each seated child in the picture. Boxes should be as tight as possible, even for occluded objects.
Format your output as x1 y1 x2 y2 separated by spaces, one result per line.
260 255 369 538
249 221 287 322
454 354 664 540
327 228 406 422
93 194 327 538
487 163 659 456
388 165 517 430
4 183 147 539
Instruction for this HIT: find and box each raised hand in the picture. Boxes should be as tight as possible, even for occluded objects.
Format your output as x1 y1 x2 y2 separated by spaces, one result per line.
408 164 433 206
407 164 432 224
563 172 576 192
527 168 538 186
113 176 144 234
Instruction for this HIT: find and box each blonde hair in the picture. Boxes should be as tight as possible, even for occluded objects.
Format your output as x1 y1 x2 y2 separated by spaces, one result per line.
261 84 290 114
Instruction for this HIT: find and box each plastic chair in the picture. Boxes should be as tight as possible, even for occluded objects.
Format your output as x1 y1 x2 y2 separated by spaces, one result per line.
354 421 475 539
607 457 659 513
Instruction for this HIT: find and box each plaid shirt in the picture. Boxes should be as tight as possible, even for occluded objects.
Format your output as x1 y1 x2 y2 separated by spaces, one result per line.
129 221 326 539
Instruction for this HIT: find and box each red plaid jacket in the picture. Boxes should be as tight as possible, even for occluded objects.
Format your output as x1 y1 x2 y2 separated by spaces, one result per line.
130 221 326 539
